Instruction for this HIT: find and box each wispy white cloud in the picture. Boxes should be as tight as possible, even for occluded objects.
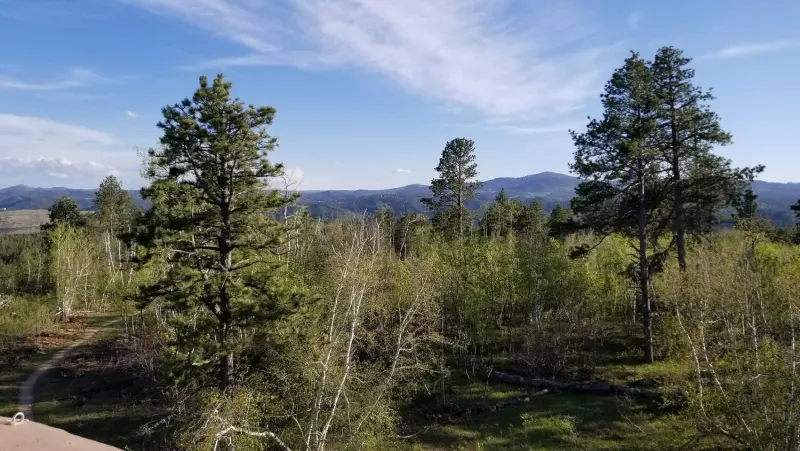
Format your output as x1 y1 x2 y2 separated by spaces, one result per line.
0 114 115 145
393 168 412 175
126 110 139 118
0 114 138 187
701 40 800 60
0 158 118 181
490 122 577 135
0 67 103 91
627 11 642 29
127 0 617 121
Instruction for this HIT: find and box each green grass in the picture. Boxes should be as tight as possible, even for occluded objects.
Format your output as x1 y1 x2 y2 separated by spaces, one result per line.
591 360 691 387
32 319 165 450
0 347 57 417
0 311 735 450
0 313 122 416
413 394 670 450
392 328 727 450
404 379 729 451
0 295 59 416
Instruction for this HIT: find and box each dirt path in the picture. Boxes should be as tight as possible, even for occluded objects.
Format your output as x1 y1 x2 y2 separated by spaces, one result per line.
17 317 121 420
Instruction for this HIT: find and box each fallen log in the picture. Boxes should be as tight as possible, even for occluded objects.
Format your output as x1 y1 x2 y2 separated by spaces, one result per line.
470 389 552 414
414 389 552 424
489 370 686 403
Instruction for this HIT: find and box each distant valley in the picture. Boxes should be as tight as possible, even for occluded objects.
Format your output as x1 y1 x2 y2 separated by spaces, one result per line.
1 171 798 227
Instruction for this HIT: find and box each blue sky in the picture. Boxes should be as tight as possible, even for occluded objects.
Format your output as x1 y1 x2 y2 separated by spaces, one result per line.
0 0 798 190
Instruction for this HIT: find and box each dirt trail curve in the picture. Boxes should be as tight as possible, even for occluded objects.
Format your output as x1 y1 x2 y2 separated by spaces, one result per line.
17 317 121 420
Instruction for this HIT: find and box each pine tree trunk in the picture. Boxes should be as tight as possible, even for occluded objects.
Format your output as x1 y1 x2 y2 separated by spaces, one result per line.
674 184 687 271
218 294 234 390
672 138 687 271
458 160 464 242
440 297 446 403
220 350 234 390
218 193 235 390
638 171 654 363
458 192 463 241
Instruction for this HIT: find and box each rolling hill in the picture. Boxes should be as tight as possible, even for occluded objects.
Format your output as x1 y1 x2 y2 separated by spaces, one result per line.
295 172 580 219
0 172 797 227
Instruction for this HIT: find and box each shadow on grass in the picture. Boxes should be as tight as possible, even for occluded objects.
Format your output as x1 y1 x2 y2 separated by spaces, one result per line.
0 343 55 416
400 373 705 451
32 336 166 450
82 314 123 328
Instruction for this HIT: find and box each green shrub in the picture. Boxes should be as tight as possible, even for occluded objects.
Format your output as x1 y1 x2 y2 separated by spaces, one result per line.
0 294 56 352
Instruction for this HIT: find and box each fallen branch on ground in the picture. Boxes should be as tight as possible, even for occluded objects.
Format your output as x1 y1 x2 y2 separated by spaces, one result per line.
211 409 293 451
419 389 551 420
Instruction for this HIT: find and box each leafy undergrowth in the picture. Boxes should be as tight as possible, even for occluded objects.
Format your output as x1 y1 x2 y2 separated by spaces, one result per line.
10 318 735 451
32 324 167 450
390 327 733 450
590 360 691 389
400 366 734 451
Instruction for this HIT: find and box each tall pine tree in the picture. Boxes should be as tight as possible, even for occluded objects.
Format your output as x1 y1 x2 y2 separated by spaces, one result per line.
480 189 520 238
421 138 482 239
547 204 573 240
515 199 548 238
134 74 295 389
651 46 733 270
570 52 663 363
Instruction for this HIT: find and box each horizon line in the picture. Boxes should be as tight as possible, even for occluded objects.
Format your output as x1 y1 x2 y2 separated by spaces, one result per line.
1 171 798 192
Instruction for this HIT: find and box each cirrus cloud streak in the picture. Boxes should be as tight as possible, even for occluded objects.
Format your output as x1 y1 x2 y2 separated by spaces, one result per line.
127 0 617 121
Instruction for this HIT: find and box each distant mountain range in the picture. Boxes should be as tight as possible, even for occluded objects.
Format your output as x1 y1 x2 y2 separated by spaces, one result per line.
1 172 798 226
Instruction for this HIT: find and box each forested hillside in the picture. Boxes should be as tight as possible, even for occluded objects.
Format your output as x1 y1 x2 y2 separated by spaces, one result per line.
0 172 578 214
2 172 797 225
3 47 800 451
